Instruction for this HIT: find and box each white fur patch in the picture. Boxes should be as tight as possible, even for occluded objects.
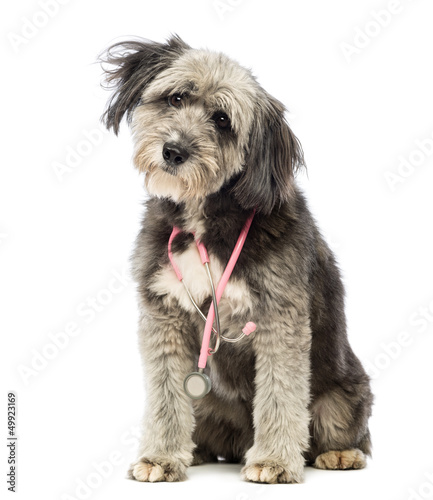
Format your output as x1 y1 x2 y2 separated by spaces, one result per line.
150 241 252 316
145 168 185 202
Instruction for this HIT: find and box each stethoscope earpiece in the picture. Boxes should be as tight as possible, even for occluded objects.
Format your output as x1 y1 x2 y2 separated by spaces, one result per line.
184 371 212 399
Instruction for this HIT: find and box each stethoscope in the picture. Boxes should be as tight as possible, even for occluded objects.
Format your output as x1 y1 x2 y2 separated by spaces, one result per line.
168 211 256 399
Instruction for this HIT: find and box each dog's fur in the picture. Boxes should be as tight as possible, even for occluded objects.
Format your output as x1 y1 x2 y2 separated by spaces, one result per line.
100 35 373 484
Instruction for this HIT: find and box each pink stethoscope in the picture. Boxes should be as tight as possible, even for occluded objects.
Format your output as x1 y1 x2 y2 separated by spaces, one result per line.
168 211 256 399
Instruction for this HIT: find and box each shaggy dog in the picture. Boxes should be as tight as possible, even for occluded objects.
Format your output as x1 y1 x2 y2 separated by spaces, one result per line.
100 35 373 484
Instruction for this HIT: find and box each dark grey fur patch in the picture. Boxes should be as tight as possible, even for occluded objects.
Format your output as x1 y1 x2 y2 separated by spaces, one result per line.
233 93 305 214
100 35 189 134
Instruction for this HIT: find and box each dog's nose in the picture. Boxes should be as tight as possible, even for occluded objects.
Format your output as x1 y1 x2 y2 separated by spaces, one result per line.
162 142 190 167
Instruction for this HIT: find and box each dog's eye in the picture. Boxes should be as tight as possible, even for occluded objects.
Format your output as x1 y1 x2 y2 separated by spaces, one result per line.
212 112 231 130
169 94 183 108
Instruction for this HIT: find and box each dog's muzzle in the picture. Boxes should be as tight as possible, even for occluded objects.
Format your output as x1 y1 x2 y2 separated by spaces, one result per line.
162 141 190 169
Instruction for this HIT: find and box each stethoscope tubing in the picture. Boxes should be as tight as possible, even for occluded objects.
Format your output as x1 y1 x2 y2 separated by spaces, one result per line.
167 211 255 371
196 212 255 369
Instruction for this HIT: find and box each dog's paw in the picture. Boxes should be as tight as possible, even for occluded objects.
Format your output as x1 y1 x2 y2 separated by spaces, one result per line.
128 458 187 482
241 461 303 484
314 449 366 470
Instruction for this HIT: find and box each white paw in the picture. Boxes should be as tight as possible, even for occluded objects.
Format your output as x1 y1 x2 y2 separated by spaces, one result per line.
314 449 366 470
242 461 303 484
129 458 187 482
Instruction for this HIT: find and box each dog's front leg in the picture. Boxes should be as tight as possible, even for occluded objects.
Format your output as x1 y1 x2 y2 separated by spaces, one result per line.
129 312 196 482
242 312 311 484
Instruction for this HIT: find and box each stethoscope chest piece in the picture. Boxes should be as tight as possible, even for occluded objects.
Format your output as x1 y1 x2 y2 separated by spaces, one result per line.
184 372 211 399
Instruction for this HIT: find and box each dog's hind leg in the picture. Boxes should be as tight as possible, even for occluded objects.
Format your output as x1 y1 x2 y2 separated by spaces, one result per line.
306 237 373 471
306 383 373 470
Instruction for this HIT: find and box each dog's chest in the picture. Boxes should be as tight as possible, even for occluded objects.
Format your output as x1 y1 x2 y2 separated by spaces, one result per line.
150 238 256 402
150 240 253 319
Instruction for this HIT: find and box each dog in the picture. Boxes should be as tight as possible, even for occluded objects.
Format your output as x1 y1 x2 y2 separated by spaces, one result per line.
100 35 373 484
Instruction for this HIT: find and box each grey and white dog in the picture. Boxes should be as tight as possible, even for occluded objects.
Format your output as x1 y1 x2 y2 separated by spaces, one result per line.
100 35 373 484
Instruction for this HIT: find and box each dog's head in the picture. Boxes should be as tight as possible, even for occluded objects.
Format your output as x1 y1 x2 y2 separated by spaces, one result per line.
100 35 304 214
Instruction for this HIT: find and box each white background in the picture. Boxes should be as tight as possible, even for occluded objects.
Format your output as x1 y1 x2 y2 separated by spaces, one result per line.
1 1 433 499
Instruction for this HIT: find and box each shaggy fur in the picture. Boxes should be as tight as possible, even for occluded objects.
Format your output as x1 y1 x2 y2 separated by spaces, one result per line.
100 35 373 484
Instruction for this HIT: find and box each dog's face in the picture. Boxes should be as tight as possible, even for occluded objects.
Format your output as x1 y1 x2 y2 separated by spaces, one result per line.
132 47 258 203
101 36 304 214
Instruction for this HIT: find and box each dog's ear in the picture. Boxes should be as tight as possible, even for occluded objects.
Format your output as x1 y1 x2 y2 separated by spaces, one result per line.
100 35 189 135
233 94 305 214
